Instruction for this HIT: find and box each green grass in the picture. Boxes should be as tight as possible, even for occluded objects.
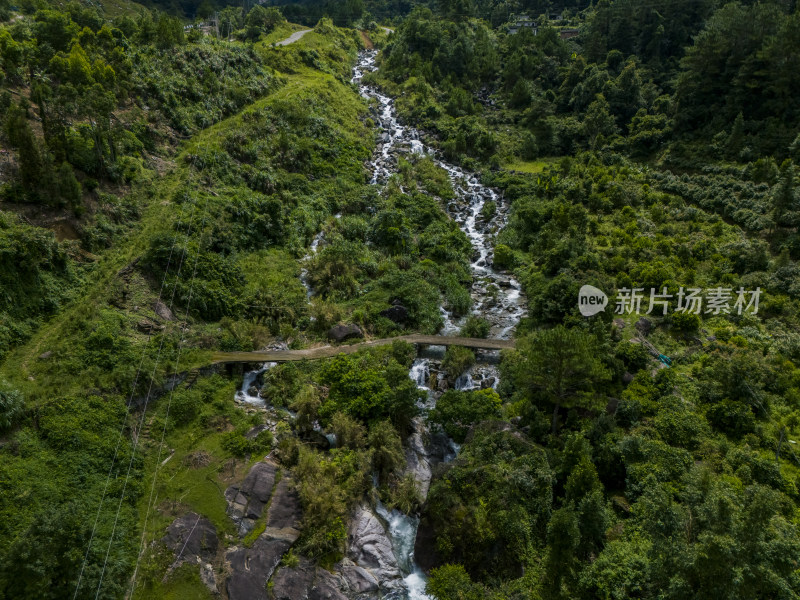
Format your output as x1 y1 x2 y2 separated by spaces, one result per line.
0 20 370 600
504 158 558 174
96 0 148 17
135 563 215 600
140 428 237 538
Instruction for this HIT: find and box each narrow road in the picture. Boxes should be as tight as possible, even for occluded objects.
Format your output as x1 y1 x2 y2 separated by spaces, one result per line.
211 335 515 364
275 29 312 46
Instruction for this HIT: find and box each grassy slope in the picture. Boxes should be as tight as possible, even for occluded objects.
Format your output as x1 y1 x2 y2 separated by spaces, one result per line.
0 23 369 600
129 33 371 598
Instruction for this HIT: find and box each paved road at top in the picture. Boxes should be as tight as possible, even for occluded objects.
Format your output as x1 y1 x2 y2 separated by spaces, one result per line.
275 29 312 45
276 26 390 47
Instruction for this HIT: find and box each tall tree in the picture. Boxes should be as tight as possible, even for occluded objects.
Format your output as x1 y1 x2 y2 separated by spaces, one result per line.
512 325 610 433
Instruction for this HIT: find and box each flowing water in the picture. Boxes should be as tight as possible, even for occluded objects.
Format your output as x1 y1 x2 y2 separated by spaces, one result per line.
351 50 526 598
233 50 526 599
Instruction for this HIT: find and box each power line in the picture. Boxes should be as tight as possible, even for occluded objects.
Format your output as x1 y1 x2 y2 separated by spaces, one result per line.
128 189 211 597
71 197 194 600
93 198 200 599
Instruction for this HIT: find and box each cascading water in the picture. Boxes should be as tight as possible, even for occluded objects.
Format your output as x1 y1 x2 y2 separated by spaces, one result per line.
353 49 526 598
235 362 277 405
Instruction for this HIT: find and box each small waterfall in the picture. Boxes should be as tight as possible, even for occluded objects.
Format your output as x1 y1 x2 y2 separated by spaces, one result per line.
453 372 475 392
409 359 430 389
235 362 277 406
299 229 326 302
375 501 430 600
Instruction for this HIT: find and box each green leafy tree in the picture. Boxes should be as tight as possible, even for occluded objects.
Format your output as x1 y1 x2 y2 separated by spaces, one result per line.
368 419 405 484
512 326 611 434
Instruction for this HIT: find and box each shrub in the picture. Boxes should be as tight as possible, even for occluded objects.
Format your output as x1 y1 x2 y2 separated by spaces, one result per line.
493 243 514 269
442 346 476 378
0 382 23 431
669 311 701 333
460 315 490 338
428 389 502 443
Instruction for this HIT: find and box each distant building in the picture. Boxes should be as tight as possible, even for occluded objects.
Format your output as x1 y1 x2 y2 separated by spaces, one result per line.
508 14 537 35
560 28 580 39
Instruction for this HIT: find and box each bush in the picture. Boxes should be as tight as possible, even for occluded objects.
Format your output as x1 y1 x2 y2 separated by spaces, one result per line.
493 243 514 269
460 315 490 338
669 311 701 333
442 346 475 378
429 389 502 443
0 382 23 431
221 430 252 457
616 341 650 371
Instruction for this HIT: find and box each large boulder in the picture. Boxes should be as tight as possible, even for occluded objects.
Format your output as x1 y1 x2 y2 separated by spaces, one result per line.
225 474 304 600
162 513 219 594
162 512 218 565
403 417 434 500
153 299 175 321
336 558 380 595
413 515 441 573
635 317 653 336
271 557 348 600
226 537 291 600
347 504 402 587
327 324 364 343
380 304 409 325
225 461 278 536
265 476 302 540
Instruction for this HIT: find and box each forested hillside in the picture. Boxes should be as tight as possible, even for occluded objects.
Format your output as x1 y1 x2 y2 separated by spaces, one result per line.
0 1 799 600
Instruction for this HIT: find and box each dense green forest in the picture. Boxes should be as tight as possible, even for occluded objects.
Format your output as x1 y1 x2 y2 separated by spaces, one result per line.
0 0 799 599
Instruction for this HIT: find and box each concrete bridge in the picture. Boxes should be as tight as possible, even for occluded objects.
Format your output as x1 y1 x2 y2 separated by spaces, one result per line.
211 335 515 364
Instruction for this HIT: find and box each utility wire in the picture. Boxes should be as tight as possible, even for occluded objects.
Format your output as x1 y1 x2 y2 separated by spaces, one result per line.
72 197 193 600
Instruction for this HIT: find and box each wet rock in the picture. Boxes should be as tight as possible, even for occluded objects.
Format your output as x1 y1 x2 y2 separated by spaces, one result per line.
328 324 364 343
413 515 441 572
162 512 218 565
303 429 332 450
153 300 175 321
225 461 277 535
380 304 409 324
481 377 496 389
245 424 271 440
404 417 433 499
347 504 402 585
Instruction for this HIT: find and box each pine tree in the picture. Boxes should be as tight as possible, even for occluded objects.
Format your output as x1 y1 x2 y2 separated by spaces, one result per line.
772 160 797 227
57 162 82 208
